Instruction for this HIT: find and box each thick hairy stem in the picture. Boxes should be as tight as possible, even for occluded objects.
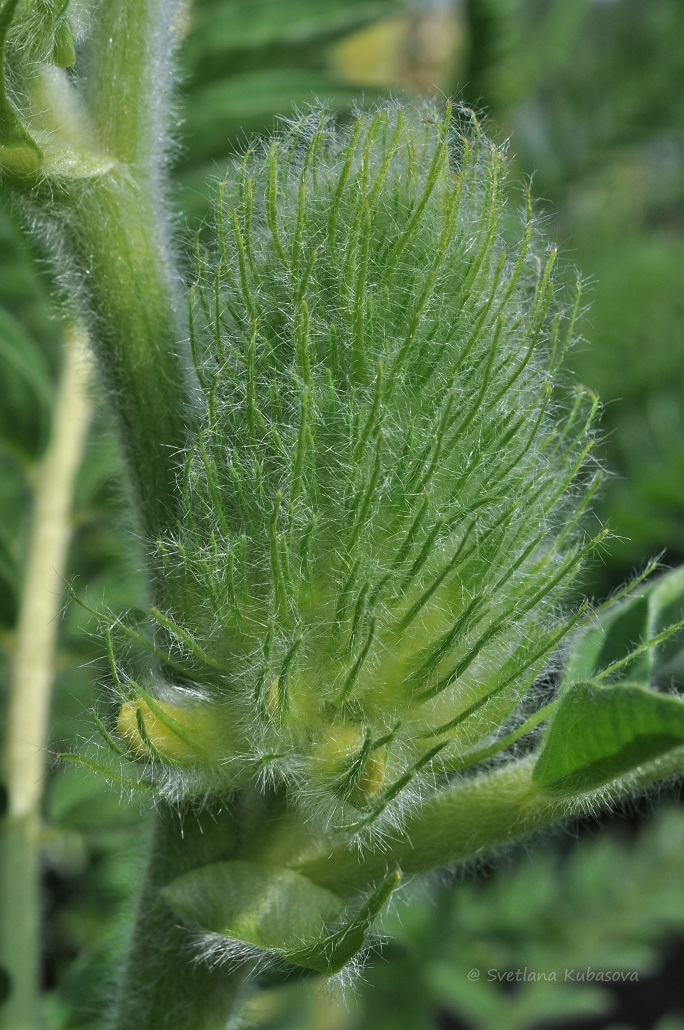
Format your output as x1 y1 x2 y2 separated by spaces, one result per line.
85 0 186 172
78 1 193 540
51 174 191 541
297 750 684 895
5 0 194 540
110 802 248 1030
0 326 91 1030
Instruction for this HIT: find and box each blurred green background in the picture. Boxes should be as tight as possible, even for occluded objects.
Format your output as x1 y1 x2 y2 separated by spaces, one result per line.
1 1 683 1027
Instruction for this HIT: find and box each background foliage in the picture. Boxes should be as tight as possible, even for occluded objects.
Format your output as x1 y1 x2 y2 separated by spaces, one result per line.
0 0 682 1027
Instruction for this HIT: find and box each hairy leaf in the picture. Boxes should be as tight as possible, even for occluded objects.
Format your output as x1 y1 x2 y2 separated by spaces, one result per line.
533 680 684 796
187 0 400 57
162 860 399 974
162 861 345 961
562 566 684 689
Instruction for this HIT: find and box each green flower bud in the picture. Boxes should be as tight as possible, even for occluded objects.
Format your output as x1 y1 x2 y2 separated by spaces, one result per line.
309 722 388 806
117 698 227 766
109 102 600 841
52 17 75 68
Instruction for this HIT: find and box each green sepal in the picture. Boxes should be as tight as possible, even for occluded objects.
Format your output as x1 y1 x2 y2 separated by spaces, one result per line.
2 0 75 68
55 752 155 794
533 680 684 796
161 860 400 974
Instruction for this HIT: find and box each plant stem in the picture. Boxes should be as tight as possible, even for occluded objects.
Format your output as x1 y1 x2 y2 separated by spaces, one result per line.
110 802 248 1030
72 0 192 540
84 0 185 172
109 748 684 1029
0 325 92 1030
6 0 193 543
296 750 684 895
49 174 191 541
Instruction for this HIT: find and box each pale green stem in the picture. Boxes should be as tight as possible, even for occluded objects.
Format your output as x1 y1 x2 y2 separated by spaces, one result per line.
0 326 92 1030
296 749 684 896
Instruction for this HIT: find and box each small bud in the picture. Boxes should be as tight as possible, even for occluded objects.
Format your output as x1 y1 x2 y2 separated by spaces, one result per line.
52 19 76 68
353 750 386 804
310 723 365 779
116 698 226 765
310 723 387 806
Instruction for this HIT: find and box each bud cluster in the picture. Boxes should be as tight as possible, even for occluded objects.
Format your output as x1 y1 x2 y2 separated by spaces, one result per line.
106 102 599 841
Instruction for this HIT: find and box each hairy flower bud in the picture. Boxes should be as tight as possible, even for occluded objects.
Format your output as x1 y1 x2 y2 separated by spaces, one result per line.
107 102 599 841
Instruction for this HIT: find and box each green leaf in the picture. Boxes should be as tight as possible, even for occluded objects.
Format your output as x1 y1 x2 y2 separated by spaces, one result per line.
184 70 382 162
647 566 684 680
533 681 684 796
162 861 400 974
563 592 653 687
187 0 400 59
0 527 18 622
562 566 684 689
161 860 346 960
0 308 52 455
